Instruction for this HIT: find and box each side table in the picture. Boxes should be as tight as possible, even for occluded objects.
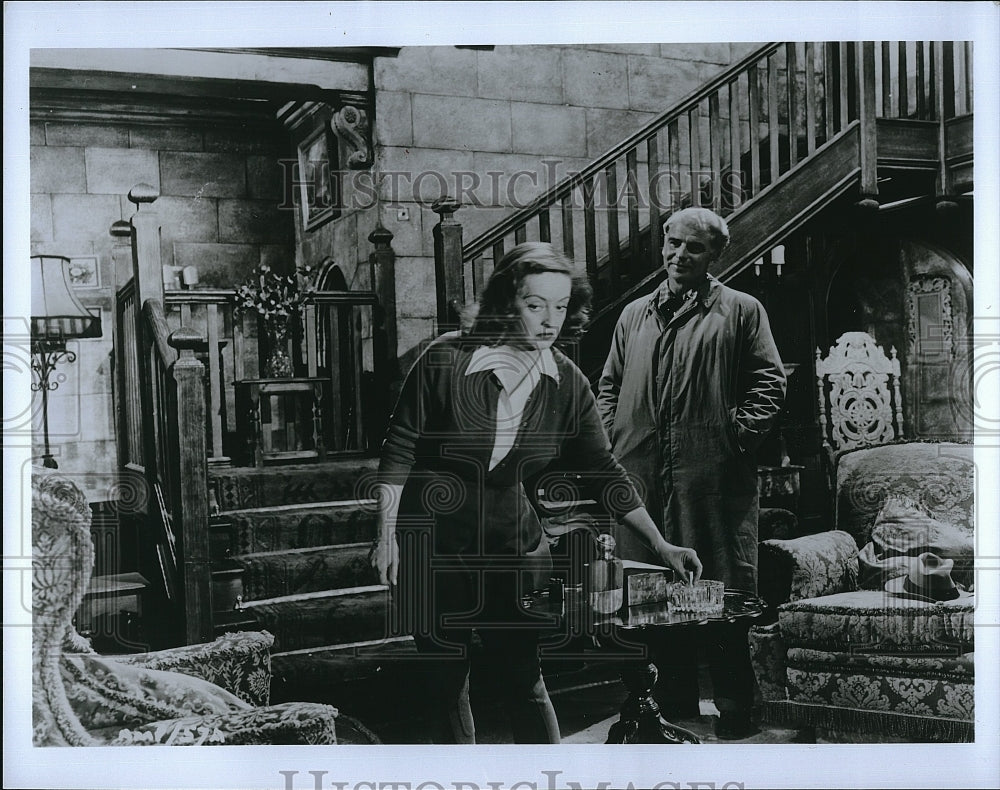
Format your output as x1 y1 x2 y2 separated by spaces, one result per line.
527 586 766 744
234 377 327 467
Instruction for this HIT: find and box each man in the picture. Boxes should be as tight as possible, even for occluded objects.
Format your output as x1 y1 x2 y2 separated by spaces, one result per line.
597 207 786 738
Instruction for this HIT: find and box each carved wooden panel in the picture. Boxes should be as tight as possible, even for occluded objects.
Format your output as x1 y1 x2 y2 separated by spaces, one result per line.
907 275 953 360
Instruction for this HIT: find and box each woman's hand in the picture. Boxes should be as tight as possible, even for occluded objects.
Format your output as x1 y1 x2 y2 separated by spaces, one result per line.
369 531 399 586
654 540 703 583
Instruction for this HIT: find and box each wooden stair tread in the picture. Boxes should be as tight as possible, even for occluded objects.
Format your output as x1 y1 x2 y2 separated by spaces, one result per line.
84 572 150 599
239 584 386 607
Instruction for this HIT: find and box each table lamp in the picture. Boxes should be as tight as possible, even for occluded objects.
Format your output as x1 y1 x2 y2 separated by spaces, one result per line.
30 255 102 468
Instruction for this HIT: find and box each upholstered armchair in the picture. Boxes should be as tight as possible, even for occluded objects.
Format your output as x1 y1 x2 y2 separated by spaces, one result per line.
32 471 343 746
749 441 975 742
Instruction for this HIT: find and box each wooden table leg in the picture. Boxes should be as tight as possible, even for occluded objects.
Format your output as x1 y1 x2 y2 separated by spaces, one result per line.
606 662 701 744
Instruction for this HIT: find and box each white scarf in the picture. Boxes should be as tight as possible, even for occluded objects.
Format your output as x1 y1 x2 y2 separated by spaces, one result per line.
465 345 560 470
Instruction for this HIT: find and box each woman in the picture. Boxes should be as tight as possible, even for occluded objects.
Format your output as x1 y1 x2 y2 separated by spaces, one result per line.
370 242 702 744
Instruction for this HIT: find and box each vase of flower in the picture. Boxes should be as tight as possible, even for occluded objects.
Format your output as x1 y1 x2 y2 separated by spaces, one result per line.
263 322 294 378
234 263 316 380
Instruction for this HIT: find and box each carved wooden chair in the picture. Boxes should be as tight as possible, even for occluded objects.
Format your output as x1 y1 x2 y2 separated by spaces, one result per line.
814 331 905 489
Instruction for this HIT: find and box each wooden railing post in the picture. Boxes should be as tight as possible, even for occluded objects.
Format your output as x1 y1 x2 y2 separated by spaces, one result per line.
432 197 464 331
110 220 134 470
128 183 164 305
369 225 398 362
857 41 880 210
934 41 957 210
168 327 214 645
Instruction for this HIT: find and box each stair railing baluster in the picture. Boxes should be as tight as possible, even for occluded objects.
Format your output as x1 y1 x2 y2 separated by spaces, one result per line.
898 39 909 119
767 52 780 184
728 78 742 210
707 92 720 213
822 43 836 139
646 133 662 271
582 176 598 294
748 62 762 198
667 117 682 212
205 302 225 460
538 207 551 243
881 42 894 118
625 148 641 278
915 41 927 119
786 42 800 169
560 195 575 260
839 42 851 130
804 42 817 155
605 163 621 298
688 106 702 207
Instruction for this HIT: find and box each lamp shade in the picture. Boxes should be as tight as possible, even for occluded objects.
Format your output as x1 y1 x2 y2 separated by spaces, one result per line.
31 255 101 341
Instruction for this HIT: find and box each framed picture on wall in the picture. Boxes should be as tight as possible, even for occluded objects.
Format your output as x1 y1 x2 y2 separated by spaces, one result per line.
66 255 100 289
296 122 340 231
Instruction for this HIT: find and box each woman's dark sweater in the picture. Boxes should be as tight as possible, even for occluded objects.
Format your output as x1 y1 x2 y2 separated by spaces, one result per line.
379 334 643 558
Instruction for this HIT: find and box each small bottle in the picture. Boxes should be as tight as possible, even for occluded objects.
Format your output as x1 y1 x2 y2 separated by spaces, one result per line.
587 533 623 615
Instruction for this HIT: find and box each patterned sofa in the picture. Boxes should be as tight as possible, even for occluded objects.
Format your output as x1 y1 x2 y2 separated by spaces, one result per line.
749 441 975 742
32 471 343 746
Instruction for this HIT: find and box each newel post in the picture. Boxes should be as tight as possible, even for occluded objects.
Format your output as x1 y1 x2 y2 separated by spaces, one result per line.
127 183 165 304
369 225 398 362
856 41 879 211
169 327 214 645
432 197 464 332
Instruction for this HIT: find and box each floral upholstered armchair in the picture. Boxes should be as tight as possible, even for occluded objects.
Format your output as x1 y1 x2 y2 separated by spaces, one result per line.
32 471 342 746
749 441 975 742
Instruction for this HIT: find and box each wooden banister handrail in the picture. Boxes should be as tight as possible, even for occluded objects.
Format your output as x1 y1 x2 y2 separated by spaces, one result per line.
142 298 179 364
164 289 380 307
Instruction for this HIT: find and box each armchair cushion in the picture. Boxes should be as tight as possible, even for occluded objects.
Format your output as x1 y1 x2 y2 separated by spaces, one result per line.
114 630 274 706
777 590 975 653
108 701 339 746
835 442 974 546
858 495 974 590
758 530 859 608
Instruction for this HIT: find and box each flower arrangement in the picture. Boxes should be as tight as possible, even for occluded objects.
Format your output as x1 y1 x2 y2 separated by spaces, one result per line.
234 263 317 334
234 263 317 376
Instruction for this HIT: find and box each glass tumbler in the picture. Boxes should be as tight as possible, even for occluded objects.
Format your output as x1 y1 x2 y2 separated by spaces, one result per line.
667 579 725 614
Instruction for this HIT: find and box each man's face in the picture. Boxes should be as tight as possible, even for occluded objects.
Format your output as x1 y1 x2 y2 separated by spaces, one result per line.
662 215 719 290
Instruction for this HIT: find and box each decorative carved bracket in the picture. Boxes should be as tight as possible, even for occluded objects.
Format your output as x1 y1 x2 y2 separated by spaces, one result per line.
332 105 372 170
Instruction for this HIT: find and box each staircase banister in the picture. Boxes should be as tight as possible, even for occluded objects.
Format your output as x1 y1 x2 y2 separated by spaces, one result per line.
164 289 237 306
141 298 180 364
307 290 380 306
463 42 782 260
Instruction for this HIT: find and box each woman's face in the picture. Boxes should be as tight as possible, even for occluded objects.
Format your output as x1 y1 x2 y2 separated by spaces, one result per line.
514 271 572 350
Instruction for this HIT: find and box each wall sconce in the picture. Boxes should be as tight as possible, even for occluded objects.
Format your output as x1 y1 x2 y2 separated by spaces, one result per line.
30 255 102 468
753 245 786 278
772 244 785 277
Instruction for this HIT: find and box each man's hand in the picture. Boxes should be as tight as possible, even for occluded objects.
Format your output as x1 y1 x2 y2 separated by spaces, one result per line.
369 532 399 586
654 542 703 583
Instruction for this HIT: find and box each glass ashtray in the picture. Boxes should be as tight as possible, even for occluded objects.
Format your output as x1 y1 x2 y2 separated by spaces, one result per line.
667 579 725 614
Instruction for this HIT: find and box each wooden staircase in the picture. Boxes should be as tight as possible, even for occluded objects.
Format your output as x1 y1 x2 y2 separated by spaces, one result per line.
205 458 420 701
433 41 973 381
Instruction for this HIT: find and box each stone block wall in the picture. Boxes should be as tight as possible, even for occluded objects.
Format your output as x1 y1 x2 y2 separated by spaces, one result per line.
369 43 757 357
29 111 297 476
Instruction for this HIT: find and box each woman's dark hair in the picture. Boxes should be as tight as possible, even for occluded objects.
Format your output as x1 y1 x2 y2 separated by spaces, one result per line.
466 242 592 345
